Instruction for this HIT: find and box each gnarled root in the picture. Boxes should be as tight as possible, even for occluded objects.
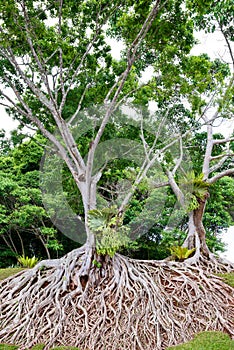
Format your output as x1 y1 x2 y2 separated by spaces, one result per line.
183 230 234 274
185 248 234 274
0 248 233 350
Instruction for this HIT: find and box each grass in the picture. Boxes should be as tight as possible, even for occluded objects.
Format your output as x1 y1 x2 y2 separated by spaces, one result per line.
0 268 26 281
167 331 234 349
0 346 79 350
0 333 233 350
0 269 233 350
218 272 234 288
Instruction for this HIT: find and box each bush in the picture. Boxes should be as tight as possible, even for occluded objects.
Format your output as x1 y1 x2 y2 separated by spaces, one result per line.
17 255 39 268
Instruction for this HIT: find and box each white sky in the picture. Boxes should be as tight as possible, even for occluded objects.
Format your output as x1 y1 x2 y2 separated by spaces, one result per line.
220 227 234 262
0 27 233 262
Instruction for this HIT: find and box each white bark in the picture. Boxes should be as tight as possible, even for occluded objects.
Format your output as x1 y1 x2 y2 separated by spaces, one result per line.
202 122 213 180
208 168 234 184
166 169 185 207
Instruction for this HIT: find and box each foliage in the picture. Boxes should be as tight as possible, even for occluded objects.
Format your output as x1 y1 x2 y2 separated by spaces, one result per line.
187 0 234 38
0 133 80 265
17 255 39 268
166 331 234 350
0 248 17 268
88 206 136 257
179 171 209 211
170 246 196 262
92 259 102 268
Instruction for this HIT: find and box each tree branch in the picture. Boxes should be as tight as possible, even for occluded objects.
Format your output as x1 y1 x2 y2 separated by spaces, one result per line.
209 155 230 174
166 169 185 207
210 153 234 160
86 0 162 208
213 136 234 145
208 168 234 184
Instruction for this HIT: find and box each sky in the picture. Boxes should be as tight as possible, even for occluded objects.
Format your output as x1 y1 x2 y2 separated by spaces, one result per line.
0 26 233 262
220 227 234 263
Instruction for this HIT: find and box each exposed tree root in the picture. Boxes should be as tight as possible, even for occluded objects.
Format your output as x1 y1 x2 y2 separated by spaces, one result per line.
183 230 234 274
0 247 233 350
185 251 234 274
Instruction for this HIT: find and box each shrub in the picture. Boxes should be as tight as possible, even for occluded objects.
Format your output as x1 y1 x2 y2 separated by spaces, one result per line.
17 255 39 268
170 246 196 262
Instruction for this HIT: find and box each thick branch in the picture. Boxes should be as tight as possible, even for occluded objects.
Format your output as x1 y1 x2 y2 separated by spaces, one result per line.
208 168 234 184
202 123 213 180
209 155 230 174
166 169 185 206
86 0 162 208
213 136 234 145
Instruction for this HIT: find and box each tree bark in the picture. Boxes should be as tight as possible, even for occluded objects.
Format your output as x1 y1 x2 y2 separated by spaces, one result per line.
192 193 210 256
183 193 210 256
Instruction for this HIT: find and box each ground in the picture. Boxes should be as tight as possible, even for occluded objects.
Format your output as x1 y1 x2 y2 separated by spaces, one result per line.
0 247 234 350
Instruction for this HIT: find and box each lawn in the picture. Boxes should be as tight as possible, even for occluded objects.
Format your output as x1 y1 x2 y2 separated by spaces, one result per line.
0 332 233 350
219 272 234 287
0 269 233 350
0 346 79 350
167 331 234 349
0 268 25 281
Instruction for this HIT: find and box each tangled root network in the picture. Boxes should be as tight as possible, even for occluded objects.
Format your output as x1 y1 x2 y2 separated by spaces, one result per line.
0 246 234 350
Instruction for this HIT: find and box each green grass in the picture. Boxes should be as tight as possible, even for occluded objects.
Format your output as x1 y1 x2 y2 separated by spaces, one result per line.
0 333 233 350
167 331 234 349
0 268 26 281
219 272 234 288
0 267 26 281
0 346 79 350
0 345 18 350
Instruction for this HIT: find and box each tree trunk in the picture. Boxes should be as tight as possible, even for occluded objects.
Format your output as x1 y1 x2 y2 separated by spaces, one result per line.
192 194 210 256
79 179 97 248
183 193 210 256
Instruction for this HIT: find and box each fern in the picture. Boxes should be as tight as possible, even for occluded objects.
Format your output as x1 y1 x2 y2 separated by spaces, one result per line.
179 171 209 211
170 246 196 262
88 206 132 258
17 255 39 268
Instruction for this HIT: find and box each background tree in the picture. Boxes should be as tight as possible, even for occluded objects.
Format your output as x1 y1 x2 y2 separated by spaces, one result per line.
0 132 80 266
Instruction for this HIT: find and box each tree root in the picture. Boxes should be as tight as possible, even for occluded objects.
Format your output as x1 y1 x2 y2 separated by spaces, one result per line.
185 249 234 274
0 248 233 350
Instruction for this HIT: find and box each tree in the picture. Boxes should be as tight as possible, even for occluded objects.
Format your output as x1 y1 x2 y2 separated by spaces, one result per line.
0 1 233 349
165 0 234 268
0 133 78 265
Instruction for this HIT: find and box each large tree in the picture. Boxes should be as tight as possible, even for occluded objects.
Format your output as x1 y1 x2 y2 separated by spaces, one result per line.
0 1 233 349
